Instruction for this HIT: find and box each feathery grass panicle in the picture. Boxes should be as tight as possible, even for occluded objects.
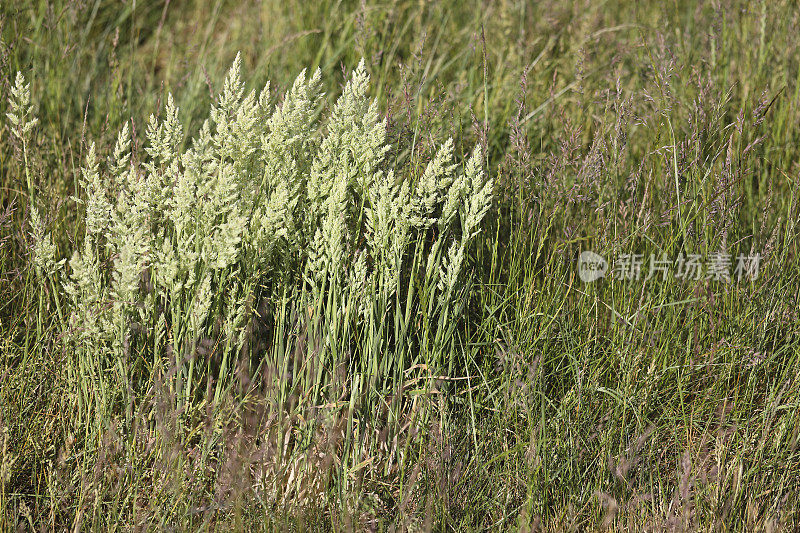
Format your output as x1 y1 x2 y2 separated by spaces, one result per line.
6 72 38 141
28 206 63 279
81 143 111 238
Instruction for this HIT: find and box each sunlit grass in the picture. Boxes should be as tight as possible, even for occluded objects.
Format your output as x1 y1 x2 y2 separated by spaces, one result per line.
1 0 799 530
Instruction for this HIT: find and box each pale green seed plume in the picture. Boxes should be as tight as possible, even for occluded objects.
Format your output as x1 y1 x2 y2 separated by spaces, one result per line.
6 72 38 140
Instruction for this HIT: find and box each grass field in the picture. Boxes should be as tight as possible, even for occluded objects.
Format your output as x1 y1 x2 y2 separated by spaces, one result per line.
1 0 800 530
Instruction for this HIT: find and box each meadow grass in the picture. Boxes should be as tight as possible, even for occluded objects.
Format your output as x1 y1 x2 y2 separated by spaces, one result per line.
1 0 799 530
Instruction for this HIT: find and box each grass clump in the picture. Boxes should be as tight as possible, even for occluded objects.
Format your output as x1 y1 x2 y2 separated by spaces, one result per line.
8 55 493 528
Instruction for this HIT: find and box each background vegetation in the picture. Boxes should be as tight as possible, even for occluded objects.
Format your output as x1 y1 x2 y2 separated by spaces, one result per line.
1 0 799 530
